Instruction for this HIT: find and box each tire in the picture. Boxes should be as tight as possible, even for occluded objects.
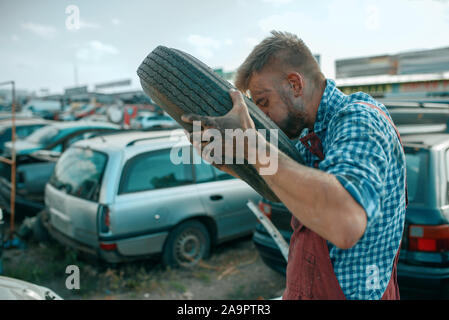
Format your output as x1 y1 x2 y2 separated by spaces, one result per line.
137 46 304 202
162 220 211 268
442 280 449 300
32 210 51 242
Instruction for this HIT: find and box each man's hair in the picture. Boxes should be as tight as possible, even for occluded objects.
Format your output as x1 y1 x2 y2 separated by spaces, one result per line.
235 31 321 92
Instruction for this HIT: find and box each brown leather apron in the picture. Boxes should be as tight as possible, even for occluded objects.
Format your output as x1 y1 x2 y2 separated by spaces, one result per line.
283 102 406 300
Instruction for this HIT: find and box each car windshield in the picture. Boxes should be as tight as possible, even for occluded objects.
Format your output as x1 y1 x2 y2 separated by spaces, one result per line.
49 147 107 201
26 125 59 145
405 147 429 204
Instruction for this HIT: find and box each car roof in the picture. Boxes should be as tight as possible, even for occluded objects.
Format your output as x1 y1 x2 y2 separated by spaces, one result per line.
49 120 119 130
73 129 187 153
0 118 51 127
402 133 449 149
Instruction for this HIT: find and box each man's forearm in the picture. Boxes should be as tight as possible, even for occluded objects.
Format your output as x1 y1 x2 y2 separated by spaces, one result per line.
252 132 367 249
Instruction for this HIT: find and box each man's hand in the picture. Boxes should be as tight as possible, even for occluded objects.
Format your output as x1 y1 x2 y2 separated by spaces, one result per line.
181 89 257 176
183 130 240 178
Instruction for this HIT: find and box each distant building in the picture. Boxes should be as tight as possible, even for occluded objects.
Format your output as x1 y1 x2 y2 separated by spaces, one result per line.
335 46 449 98
336 47 449 79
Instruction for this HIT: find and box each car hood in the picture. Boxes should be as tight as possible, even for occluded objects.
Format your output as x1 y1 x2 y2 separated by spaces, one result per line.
3 140 43 155
0 276 62 300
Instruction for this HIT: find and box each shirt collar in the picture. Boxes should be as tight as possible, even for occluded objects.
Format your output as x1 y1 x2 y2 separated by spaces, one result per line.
312 79 345 134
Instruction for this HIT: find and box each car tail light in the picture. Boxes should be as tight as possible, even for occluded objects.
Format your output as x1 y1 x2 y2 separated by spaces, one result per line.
98 205 111 233
99 243 117 251
258 201 272 220
408 224 449 252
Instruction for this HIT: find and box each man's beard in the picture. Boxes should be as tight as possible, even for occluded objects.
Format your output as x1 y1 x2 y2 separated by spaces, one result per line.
278 108 307 139
277 89 307 139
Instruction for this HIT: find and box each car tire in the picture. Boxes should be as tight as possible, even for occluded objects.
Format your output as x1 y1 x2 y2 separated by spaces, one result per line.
137 46 304 202
32 210 51 242
162 220 211 268
442 280 449 300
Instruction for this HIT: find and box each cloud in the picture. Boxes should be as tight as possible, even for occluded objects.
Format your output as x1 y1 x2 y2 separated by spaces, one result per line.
111 18 122 26
261 0 292 4
79 20 101 29
76 41 119 62
21 22 57 39
187 34 222 59
11 34 20 42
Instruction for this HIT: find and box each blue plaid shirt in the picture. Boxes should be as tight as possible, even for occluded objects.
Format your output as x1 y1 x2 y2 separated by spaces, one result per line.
295 79 406 300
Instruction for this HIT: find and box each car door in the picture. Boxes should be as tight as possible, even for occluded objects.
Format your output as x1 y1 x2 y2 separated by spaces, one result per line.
192 149 260 242
110 147 205 256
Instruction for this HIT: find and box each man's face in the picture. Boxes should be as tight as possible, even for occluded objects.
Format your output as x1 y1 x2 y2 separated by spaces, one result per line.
248 69 308 139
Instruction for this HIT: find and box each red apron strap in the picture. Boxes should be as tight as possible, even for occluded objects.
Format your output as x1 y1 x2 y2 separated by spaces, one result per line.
355 101 404 145
299 132 325 168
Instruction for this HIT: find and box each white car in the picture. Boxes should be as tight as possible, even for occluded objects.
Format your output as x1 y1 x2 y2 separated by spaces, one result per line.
0 209 62 300
131 114 178 130
0 276 62 300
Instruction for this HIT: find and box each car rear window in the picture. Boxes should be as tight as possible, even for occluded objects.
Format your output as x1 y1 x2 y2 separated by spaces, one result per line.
405 147 429 204
49 147 107 201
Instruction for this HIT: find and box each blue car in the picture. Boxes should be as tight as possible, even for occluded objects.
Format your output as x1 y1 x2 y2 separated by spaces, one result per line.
0 119 51 154
0 121 120 216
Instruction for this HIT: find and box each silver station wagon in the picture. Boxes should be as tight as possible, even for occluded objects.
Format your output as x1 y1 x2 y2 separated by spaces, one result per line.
43 130 261 266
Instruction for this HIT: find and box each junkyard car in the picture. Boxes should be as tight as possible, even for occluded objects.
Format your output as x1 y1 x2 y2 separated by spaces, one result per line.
43 130 261 267
0 276 62 300
0 118 51 154
0 209 62 300
0 121 120 216
130 113 179 130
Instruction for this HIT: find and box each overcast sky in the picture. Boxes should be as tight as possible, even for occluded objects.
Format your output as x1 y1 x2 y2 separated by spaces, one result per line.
1 0 449 94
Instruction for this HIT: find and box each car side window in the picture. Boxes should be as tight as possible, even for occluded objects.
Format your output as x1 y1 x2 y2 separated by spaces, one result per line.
15 126 33 139
446 149 449 204
405 147 429 205
192 148 235 182
192 149 216 183
51 143 63 153
119 148 193 194
67 132 92 146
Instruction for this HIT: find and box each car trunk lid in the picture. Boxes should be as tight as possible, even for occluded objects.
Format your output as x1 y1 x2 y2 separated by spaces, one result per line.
47 146 108 246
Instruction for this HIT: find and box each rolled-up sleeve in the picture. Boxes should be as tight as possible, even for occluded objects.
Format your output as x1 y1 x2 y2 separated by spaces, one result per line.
319 104 389 229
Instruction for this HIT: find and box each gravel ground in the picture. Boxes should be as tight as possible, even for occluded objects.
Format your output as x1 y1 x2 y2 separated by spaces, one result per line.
1 231 286 300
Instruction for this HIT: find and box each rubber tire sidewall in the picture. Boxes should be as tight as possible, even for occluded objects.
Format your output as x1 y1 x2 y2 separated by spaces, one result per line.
32 210 51 242
162 220 211 268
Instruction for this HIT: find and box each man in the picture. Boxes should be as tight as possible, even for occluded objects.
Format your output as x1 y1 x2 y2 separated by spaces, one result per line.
182 31 406 300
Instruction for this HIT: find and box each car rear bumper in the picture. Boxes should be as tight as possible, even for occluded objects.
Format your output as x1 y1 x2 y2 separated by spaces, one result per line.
252 224 289 276
45 215 167 264
397 261 449 292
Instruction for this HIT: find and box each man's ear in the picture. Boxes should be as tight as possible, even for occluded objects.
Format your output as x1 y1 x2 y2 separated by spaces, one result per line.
286 72 304 97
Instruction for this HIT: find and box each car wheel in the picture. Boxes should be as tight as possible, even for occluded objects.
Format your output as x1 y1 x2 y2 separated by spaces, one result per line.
137 46 304 202
32 210 51 242
442 280 449 300
162 220 210 268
